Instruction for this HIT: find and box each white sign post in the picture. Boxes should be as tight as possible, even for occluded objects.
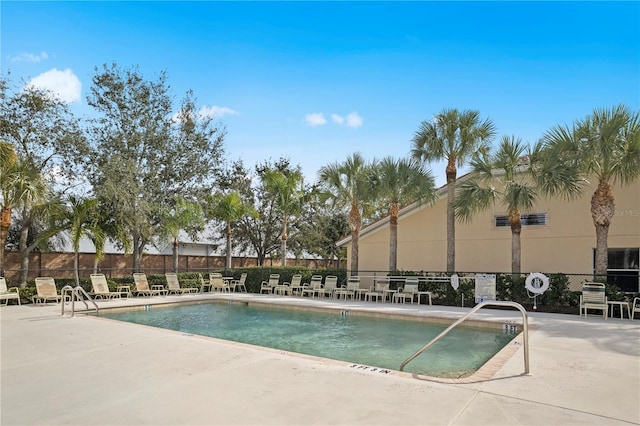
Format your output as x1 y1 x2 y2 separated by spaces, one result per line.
474 274 496 303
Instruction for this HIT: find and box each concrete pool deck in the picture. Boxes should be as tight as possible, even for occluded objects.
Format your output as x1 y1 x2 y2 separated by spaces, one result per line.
1 293 639 425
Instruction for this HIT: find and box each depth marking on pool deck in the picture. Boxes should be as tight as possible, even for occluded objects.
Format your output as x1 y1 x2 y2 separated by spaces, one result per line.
349 364 392 374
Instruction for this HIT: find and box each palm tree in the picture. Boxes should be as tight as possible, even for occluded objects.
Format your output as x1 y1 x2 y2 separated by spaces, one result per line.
262 168 305 266
0 141 18 275
411 108 496 272
318 153 375 274
13 166 55 286
453 136 581 275
158 198 205 273
373 156 437 271
543 105 640 277
208 191 257 269
57 196 102 286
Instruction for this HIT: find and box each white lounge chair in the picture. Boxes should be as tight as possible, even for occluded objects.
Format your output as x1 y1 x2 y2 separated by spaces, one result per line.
260 274 280 294
334 276 360 300
319 276 338 298
580 282 607 319
301 275 323 298
165 273 199 295
133 273 167 297
393 278 419 304
230 273 248 293
0 277 20 306
631 297 640 320
90 274 121 299
33 277 63 304
210 273 231 293
286 274 304 296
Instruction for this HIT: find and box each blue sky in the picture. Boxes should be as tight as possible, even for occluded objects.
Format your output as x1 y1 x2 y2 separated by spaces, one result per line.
2 1 639 186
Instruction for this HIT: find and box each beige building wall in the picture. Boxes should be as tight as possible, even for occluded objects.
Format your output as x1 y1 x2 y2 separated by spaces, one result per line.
344 178 640 275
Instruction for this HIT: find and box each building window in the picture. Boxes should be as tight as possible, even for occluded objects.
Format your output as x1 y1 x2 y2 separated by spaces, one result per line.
494 212 547 228
594 248 640 292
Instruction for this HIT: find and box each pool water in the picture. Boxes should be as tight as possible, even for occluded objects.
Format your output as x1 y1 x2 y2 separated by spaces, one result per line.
101 302 517 378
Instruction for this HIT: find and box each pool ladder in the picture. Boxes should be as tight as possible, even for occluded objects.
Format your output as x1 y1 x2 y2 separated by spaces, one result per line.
400 301 530 374
60 285 99 317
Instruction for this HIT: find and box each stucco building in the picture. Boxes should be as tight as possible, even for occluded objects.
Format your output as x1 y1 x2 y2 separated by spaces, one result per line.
338 176 640 292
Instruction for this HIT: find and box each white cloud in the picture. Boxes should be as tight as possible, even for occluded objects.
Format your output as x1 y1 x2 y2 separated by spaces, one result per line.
9 51 49 63
305 112 327 127
346 111 363 128
331 113 344 124
27 68 81 103
198 105 238 119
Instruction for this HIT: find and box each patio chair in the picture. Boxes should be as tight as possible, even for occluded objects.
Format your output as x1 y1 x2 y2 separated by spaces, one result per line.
393 278 419 304
210 273 231 293
230 273 248 293
365 282 389 303
33 277 63 304
275 274 300 296
260 274 280 294
286 274 303 296
580 282 607 319
89 274 121 300
165 273 198 295
632 297 640 320
301 275 323 298
334 276 360 300
133 273 167 297
319 276 338 298
199 273 213 293
0 277 20 306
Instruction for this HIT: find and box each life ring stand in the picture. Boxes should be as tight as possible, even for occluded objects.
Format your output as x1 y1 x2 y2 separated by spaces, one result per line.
525 272 549 294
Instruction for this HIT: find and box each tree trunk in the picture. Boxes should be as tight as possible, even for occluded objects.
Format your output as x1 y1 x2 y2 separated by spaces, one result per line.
592 180 614 277
281 219 288 267
132 233 143 273
445 159 457 273
18 221 30 287
172 236 179 273
225 222 232 269
349 203 361 275
0 206 11 276
509 208 522 275
74 251 80 287
389 202 398 272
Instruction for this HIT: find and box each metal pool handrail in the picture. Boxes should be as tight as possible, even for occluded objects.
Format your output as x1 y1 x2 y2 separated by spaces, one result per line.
61 285 99 317
399 301 529 374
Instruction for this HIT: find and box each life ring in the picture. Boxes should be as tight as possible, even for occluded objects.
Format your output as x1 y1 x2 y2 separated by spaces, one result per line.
525 273 549 294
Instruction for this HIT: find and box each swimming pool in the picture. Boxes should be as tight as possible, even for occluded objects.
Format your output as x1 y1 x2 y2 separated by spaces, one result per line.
101 301 518 378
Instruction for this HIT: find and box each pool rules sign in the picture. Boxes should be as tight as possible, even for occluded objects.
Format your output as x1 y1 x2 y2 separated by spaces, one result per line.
474 274 496 303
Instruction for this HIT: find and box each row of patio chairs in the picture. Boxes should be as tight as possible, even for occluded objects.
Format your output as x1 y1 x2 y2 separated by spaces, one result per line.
199 272 247 293
257 274 433 304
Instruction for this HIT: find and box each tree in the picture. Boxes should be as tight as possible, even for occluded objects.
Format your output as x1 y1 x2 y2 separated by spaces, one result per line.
55 196 102 286
295 200 349 268
262 167 305 266
13 166 58 286
453 136 581 274
0 141 18 275
157 197 205 272
411 108 496 272
373 156 437 272
543 105 640 277
318 153 375 274
207 191 257 269
87 63 225 272
0 76 87 282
